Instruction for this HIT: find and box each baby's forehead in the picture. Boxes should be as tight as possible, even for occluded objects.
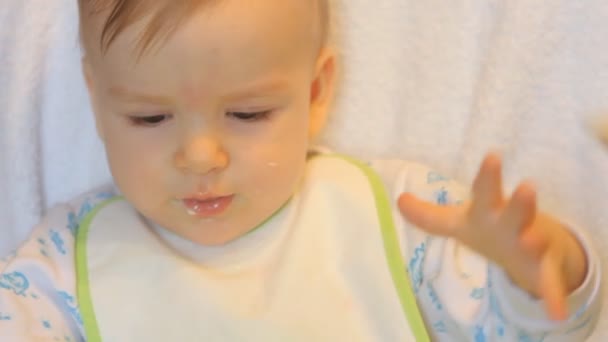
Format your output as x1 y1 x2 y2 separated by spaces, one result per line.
79 0 329 57
80 0 326 100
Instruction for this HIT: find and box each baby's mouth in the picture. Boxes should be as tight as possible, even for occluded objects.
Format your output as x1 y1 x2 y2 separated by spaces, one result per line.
181 195 234 218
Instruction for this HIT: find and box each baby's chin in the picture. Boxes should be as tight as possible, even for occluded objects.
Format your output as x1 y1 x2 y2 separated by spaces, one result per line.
178 228 250 247
145 206 258 247
155 217 251 247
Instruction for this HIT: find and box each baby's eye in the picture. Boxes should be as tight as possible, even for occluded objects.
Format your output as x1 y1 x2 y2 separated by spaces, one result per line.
129 114 172 127
226 110 272 122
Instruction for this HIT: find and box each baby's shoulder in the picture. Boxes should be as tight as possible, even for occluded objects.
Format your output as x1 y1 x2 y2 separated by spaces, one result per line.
0 187 117 339
366 158 467 205
310 152 441 182
57 185 119 237
40 185 118 240
1 185 118 265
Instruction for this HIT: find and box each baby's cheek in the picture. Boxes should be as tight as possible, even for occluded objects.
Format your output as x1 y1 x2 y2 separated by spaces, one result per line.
110 152 162 204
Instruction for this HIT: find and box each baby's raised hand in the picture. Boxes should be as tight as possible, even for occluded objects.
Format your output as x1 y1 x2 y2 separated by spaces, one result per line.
398 153 588 321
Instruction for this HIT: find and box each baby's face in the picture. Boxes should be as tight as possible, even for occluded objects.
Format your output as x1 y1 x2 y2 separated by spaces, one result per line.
83 1 334 245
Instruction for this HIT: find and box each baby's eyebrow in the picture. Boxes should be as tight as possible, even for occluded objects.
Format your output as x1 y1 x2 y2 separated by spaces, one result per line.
107 79 289 105
108 86 172 104
225 80 290 100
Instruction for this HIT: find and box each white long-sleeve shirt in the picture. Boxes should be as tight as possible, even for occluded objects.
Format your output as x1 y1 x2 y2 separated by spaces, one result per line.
0 158 601 341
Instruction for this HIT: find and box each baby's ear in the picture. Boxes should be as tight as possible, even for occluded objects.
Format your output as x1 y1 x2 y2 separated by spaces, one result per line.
309 48 337 140
81 59 105 141
590 116 608 147
82 58 93 90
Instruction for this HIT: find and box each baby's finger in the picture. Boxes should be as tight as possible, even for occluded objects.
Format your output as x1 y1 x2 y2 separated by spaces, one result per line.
540 252 568 321
501 181 537 234
398 193 464 237
519 223 549 259
471 153 504 216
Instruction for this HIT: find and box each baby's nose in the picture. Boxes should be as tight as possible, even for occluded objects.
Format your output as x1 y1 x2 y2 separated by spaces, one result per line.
174 134 229 175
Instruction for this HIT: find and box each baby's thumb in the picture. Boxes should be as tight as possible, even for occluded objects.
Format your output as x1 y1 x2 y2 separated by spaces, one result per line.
398 193 459 237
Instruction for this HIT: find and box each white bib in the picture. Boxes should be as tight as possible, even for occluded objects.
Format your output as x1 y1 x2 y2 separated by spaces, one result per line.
76 156 428 341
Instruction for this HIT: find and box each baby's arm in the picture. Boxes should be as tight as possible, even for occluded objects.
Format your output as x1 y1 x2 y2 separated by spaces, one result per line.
371 158 601 341
0 188 114 341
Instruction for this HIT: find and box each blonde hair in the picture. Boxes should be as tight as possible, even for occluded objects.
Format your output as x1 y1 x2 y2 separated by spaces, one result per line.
78 0 330 55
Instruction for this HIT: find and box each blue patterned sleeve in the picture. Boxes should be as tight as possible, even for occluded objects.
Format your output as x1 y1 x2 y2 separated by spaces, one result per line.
0 187 115 341
370 159 602 342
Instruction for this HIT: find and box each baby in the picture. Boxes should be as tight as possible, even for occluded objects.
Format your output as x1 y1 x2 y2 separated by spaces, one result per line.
0 0 601 341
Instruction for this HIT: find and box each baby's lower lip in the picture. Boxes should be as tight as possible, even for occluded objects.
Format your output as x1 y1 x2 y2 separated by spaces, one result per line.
182 195 234 218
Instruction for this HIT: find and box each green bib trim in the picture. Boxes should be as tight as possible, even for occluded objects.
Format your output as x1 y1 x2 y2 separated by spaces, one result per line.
76 197 122 342
75 156 430 341
337 155 430 342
